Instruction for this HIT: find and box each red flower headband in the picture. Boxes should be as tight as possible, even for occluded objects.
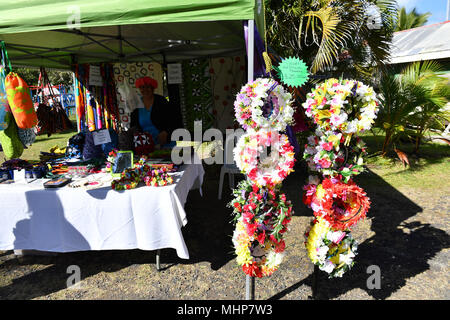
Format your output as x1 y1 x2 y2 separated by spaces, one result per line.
135 77 158 89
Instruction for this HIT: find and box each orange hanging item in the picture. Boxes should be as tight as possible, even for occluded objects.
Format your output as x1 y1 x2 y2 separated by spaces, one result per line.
5 72 38 129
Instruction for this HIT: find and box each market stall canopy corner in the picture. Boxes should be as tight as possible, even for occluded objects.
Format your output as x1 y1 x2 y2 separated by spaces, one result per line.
0 0 265 69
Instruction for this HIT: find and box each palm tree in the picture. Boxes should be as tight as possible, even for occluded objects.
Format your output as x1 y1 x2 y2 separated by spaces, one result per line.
377 61 450 155
265 0 397 79
395 7 431 31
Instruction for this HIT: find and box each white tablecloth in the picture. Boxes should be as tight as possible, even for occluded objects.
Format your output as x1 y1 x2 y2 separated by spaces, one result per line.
0 163 204 259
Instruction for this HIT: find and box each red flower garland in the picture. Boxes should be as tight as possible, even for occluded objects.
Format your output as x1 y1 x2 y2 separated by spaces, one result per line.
303 178 370 231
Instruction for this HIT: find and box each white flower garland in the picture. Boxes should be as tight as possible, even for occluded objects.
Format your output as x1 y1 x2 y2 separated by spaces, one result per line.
233 129 295 187
305 218 358 278
234 78 294 132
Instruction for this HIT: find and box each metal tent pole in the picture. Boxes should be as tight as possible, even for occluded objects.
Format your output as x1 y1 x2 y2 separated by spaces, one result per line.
244 19 255 301
245 275 255 300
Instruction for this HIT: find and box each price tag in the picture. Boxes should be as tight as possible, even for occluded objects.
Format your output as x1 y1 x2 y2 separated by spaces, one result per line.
92 129 111 145
275 57 309 88
167 63 182 84
89 65 103 86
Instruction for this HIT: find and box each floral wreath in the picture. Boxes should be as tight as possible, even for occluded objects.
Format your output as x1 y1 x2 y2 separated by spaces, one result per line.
111 163 174 190
229 180 293 277
302 78 379 135
234 129 295 187
234 78 294 132
303 177 371 231
303 129 367 183
305 217 358 278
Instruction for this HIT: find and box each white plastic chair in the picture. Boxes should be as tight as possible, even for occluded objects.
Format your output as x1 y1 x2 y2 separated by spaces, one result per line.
218 132 243 200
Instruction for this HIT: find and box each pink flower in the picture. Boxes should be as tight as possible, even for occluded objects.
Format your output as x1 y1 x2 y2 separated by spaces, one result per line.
318 158 332 168
321 142 333 151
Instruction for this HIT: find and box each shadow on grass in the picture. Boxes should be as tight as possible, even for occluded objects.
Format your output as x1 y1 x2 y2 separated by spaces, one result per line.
269 168 450 300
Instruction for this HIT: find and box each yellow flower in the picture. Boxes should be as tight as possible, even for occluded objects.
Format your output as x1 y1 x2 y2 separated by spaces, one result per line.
317 109 331 119
305 218 330 263
316 184 326 200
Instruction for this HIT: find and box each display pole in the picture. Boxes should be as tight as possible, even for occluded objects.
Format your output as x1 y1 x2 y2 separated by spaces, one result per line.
244 18 255 301
245 275 255 300
312 265 319 300
247 19 254 83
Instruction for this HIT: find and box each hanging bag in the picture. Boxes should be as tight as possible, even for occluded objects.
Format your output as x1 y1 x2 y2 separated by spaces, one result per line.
5 71 38 129
0 112 24 159
35 67 72 136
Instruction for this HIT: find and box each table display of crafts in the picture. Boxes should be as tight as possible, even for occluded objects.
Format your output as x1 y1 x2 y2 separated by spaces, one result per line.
0 148 178 190
106 150 178 191
302 78 379 278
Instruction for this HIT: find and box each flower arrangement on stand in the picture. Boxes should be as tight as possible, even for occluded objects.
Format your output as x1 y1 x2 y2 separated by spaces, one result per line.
229 78 296 279
301 78 379 278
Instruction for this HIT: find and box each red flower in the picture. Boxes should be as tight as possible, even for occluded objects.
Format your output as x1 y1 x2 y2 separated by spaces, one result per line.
245 223 258 236
257 230 266 245
242 262 263 278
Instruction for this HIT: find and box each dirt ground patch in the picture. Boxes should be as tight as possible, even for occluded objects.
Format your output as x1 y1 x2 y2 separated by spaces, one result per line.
0 163 448 300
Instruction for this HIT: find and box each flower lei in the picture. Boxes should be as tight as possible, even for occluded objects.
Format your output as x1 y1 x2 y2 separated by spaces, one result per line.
111 163 174 191
111 167 141 190
143 167 174 187
302 78 378 278
234 129 295 187
231 77 296 279
302 78 379 135
305 217 358 278
303 129 367 183
229 180 293 277
234 78 294 132
303 177 370 231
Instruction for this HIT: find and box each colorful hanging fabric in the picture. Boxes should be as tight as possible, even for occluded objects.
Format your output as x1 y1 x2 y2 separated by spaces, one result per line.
86 89 96 132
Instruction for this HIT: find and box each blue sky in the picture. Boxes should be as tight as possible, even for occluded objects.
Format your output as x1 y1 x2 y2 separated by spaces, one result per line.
396 0 449 25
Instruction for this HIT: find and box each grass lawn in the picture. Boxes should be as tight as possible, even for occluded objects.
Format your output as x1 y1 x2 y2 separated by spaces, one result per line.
0 116 78 164
360 129 450 191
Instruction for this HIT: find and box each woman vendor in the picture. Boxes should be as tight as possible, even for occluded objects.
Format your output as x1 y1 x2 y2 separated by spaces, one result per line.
130 76 181 148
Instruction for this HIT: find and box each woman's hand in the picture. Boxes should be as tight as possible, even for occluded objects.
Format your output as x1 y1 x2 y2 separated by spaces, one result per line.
158 131 168 145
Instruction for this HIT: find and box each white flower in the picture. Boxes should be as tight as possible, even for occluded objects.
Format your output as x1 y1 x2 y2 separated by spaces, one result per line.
327 230 346 244
339 250 355 265
320 260 336 274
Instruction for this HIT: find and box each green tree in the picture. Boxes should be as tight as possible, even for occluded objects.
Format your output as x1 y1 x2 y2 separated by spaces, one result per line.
377 61 450 155
395 7 431 31
13 67 73 88
265 0 397 81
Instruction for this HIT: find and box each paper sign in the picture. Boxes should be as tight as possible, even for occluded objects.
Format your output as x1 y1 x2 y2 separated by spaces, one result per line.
167 63 183 84
275 57 309 88
92 129 111 145
89 65 103 86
